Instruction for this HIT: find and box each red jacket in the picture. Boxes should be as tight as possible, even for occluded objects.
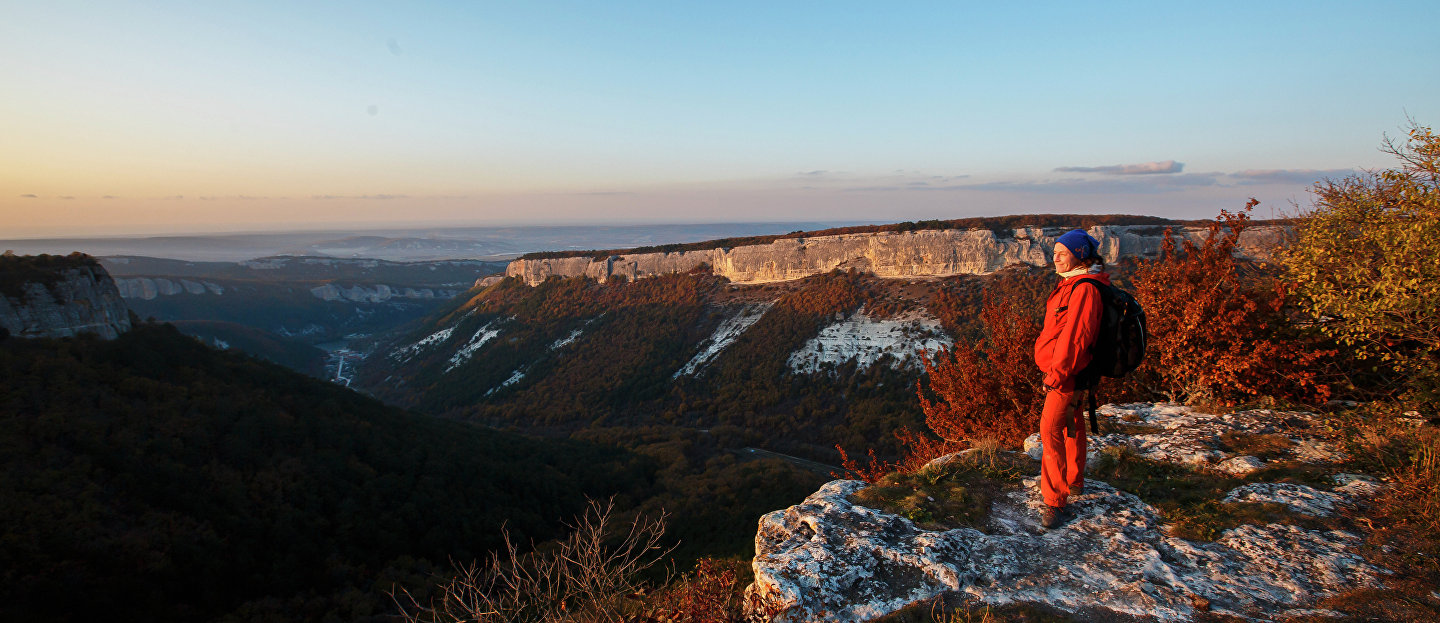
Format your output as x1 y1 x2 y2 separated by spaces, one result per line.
1034 271 1110 391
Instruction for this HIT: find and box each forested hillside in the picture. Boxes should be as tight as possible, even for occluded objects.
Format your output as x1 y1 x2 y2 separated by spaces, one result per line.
0 323 651 622
358 262 1103 462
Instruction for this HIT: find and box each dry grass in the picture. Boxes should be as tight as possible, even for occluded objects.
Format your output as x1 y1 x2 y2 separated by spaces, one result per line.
1341 410 1440 537
1313 407 1440 621
1216 431 1296 460
849 440 1029 532
1088 446 1337 541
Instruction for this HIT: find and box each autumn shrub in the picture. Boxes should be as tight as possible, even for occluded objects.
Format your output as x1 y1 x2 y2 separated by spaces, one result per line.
1279 121 1440 407
916 286 1044 448
639 558 747 623
834 271 1046 481
1127 201 1334 406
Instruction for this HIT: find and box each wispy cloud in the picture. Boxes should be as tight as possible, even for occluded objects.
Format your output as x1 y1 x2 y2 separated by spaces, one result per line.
102 195 119 199
1230 168 1355 185
310 194 410 200
19 194 38 198
796 170 830 177
946 172 1221 194
1055 160 1185 175
842 181 977 193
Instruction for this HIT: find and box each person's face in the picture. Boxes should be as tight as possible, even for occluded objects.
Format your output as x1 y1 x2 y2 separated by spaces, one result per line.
1054 243 1079 273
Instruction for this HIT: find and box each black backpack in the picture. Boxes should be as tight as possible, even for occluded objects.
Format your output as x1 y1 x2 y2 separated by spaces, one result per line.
1073 278 1147 434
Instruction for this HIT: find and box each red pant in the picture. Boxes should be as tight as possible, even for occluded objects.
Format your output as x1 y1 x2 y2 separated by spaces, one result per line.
1040 387 1087 507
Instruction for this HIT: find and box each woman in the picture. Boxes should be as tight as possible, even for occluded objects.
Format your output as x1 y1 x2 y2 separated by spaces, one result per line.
1032 229 1108 529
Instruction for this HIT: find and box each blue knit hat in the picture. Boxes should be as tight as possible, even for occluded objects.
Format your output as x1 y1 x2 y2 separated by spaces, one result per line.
1055 229 1100 261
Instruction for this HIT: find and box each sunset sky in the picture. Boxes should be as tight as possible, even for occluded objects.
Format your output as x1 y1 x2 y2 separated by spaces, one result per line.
4 1 1437 237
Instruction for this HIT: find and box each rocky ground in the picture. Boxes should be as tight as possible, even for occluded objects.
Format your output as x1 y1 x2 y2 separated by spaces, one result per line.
744 403 1407 622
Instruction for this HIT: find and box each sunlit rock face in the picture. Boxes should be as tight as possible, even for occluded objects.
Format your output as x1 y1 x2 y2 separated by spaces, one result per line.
745 404 1384 622
505 225 1288 286
0 264 132 340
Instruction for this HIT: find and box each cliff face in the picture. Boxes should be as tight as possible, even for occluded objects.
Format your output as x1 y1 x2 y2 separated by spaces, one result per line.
114 277 225 299
506 225 1288 286
0 262 132 340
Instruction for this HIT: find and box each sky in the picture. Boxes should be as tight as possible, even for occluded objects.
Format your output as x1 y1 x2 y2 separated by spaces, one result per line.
3 1 1437 237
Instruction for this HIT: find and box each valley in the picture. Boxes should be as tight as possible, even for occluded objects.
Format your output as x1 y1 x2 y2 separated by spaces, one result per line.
99 255 507 376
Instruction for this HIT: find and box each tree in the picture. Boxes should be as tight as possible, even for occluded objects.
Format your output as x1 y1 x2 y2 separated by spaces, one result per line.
1280 121 1440 405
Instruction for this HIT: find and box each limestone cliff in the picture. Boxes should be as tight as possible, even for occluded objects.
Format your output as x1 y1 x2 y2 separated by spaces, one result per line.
506 224 1287 286
0 253 132 340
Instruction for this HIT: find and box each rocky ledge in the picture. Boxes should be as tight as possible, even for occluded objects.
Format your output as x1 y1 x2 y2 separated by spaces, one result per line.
0 258 131 340
745 404 1387 622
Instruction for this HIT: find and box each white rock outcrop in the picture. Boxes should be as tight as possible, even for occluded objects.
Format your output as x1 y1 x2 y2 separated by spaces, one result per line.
746 405 1384 622
787 309 951 374
675 302 775 378
506 225 1287 286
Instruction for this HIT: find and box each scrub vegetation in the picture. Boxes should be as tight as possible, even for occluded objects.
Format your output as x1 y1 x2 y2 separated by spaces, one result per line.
0 251 100 299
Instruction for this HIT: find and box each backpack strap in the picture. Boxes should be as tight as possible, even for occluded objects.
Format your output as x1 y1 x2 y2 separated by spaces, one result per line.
1071 277 1106 391
1071 276 1107 297
1088 386 1099 435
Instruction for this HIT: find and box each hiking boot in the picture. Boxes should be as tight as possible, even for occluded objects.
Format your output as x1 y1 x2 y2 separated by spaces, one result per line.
1040 505 1066 529
1070 485 1085 496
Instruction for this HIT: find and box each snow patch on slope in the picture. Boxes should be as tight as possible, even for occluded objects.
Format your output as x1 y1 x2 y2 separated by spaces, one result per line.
674 302 775 378
445 320 504 372
787 309 951 374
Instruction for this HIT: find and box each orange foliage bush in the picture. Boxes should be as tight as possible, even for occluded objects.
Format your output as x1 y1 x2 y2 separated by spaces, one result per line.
916 287 1045 448
636 558 745 623
1128 201 1334 405
834 271 1047 480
